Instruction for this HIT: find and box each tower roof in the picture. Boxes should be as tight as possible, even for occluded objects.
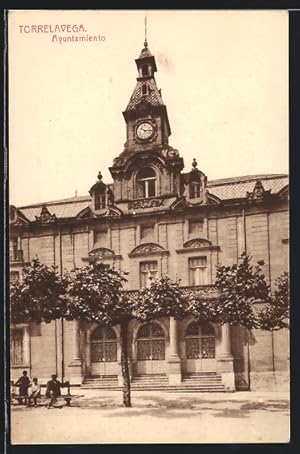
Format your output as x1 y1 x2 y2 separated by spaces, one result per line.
138 44 153 59
125 78 164 111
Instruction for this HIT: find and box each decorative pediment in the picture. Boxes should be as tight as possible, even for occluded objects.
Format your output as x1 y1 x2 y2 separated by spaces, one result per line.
129 242 168 258
246 180 271 202
277 184 289 200
170 197 187 210
9 206 30 226
205 192 221 205
176 238 220 254
89 247 115 258
35 205 56 224
107 206 123 216
183 238 212 249
76 207 96 220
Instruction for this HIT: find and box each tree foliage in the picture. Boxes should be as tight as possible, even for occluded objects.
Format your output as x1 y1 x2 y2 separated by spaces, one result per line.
65 262 130 325
214 253 271 329
133 276 188 321
10 258 67 324
257 272 289 330
187 291 220 324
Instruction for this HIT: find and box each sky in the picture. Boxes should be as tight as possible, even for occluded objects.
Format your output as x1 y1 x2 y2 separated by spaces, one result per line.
8 10 288 207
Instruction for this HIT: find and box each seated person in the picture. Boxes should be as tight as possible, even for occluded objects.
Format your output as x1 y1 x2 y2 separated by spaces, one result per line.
28 377 41 407
46 374 63 408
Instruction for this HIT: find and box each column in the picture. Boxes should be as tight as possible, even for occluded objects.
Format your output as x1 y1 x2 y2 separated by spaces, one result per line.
168 317 181 385
217 323 235 391
73 320 80 360
68 320 82 385
169 317 179 358
221 323 232 358
23 325 30 365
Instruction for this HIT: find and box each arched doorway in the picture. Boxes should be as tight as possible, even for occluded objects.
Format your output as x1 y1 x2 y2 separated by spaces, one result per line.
136 322 166 375
185 321 216 373
90 326 118 376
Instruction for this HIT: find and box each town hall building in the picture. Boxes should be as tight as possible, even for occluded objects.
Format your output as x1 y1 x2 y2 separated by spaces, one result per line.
10 40 289 392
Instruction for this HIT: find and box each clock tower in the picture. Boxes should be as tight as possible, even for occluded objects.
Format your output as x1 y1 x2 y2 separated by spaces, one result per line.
122 40 171 152
109 40 184 204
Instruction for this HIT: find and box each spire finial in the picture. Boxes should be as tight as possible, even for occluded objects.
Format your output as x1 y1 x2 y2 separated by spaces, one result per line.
192 158 198 169
97 171 102 181
144 16 148 47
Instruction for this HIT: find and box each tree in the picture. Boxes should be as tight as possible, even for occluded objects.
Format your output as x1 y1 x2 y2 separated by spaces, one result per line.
214 253 271 329
213 253 271 390
133 275 188 321
185 287 220 324
10 258 67 324
65 262 134 407
257 272 289 330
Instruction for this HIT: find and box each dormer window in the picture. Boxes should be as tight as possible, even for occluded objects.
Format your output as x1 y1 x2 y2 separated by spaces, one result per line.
190 182 201 199
95 192 106 210
142 84 148 96
136 167 156 198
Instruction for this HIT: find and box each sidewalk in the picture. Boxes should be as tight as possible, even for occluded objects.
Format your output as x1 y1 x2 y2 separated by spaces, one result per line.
11 389 290 444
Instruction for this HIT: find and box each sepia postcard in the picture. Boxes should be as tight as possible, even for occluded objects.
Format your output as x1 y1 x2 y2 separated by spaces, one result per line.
7 9 289 445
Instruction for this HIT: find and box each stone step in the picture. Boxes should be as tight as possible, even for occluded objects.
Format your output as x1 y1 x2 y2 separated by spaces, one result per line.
182 378 222 382
81 385 227 392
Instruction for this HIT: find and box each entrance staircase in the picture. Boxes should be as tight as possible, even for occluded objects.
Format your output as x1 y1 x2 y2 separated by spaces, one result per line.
82 372 228 392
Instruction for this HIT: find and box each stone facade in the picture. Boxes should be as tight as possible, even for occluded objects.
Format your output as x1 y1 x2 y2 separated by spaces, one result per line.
9 41 289 392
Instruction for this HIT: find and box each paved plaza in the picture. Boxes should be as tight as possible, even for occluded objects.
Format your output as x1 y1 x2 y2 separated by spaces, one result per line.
10 389 290 444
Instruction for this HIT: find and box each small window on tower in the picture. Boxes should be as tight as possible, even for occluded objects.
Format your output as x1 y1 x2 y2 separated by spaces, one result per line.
142 64 148 77
142 84 148 96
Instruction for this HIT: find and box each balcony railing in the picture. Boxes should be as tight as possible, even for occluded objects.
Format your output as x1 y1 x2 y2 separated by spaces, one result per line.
125 284 220 301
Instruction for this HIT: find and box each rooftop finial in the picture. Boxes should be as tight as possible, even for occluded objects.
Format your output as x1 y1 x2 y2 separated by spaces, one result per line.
144 15 148 47
97 171 102 181
192 158 198 169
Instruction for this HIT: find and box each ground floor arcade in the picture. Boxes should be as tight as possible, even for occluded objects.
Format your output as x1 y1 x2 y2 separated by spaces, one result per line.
11 317 289 391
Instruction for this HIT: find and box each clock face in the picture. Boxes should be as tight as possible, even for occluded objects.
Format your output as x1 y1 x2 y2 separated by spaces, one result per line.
136 122 154 140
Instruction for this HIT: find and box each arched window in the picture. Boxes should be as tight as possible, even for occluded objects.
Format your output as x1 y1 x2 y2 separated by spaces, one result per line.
137 322 165 360
91 326 117 363
136 167 156 198
185 321 215 359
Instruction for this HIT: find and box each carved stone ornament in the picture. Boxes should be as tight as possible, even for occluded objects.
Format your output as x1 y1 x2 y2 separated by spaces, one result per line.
128 198 164 210
183 238 212 249
247 180 270 201
88 248 115 259
129 242 167 257
35 205 56 223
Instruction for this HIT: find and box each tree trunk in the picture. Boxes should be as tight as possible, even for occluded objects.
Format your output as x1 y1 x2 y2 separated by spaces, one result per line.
120 319 131 407
271 330 276 386
247 329 251 391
